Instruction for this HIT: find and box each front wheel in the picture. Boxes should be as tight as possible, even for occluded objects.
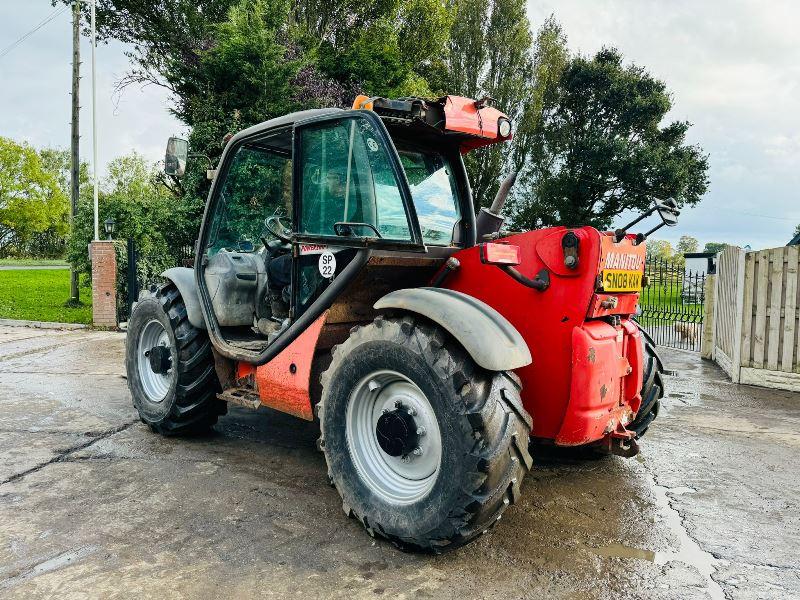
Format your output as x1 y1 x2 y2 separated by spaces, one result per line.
125 283 224 435
317 315 533 552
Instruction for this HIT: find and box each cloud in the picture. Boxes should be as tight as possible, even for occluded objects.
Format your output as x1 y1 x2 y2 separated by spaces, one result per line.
527 0 800 249
0 3 183 175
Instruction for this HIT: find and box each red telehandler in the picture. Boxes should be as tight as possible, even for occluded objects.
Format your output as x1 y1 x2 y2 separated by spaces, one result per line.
126 94 674 552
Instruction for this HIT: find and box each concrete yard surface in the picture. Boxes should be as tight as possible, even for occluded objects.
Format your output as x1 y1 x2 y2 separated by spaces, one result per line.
0 325 798 599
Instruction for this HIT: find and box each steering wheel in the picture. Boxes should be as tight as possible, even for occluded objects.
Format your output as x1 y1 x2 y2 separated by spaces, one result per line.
264 215 292 243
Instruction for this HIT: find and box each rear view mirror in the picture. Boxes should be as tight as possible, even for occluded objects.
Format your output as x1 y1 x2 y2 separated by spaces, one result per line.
165 137 189 177
655 198 680 226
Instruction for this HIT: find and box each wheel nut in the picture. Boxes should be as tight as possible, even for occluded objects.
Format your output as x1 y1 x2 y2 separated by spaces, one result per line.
368 380 381 392
412 447 423 456
416 426 426 436
394 400 402 408
407 407 417 416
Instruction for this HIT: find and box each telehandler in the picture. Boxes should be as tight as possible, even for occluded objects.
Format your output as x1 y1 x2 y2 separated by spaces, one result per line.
126 95 674 552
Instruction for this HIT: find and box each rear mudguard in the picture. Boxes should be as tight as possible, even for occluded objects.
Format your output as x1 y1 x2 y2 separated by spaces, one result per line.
373 287 531 371
162 267 205 329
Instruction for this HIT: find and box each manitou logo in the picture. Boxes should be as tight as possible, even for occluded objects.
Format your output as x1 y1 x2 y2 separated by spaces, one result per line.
604 252 644 271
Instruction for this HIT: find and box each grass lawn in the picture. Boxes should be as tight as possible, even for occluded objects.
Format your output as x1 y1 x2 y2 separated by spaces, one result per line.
0 269 92 324
0 258 69 267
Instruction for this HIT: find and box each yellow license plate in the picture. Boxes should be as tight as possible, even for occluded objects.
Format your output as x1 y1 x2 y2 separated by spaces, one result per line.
602 269 643 292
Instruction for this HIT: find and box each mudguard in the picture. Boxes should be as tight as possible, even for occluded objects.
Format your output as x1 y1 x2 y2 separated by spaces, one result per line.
374 287 531 371
162 267 206 329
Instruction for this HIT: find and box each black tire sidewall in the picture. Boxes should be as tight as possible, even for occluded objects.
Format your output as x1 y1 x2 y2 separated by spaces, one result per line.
125 297 180 424
323 339 476 541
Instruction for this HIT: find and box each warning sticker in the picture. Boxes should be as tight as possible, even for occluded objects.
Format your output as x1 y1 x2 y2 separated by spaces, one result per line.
300 244 328 255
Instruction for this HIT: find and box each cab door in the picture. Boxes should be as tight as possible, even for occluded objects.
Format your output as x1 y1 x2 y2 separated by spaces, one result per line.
290 111 426 318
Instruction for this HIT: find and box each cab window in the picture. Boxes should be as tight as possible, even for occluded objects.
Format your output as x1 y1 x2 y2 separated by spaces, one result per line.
398 150 460 246
297 117 414 242
206 138 291 256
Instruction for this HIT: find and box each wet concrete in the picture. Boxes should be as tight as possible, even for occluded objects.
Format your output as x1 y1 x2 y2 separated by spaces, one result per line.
0 325 797 599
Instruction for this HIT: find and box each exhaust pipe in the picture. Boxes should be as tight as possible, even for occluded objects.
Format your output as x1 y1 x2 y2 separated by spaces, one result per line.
476 171 517 240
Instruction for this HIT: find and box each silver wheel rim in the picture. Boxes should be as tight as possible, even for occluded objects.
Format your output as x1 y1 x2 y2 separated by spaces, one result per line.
137 319 173 403
345 369 442 505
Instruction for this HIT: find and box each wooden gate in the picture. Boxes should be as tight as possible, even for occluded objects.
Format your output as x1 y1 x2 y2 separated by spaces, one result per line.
712 246 746 380
712 244 800 391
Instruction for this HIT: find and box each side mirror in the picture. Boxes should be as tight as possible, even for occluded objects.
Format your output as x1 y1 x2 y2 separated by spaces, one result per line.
164 137 189 177
655 198 680 226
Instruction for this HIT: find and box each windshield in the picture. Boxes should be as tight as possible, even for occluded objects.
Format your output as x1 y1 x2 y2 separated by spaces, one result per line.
397 149 460 246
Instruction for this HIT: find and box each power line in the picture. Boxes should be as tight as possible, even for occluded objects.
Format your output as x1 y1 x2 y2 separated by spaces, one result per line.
0 5 70 61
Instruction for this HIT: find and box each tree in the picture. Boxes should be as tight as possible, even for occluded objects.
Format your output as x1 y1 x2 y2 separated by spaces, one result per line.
511 16 568 174
67 153 190 283
68 0 450 209
0 137 68 257
444 0 535 208
703 242 727 254
509 48 709 230
676 235 699 255
645 239 674 262
794 224 800 238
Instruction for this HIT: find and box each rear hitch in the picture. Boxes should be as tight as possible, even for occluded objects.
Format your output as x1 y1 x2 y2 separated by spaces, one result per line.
594 434 640 458
610 436 639 458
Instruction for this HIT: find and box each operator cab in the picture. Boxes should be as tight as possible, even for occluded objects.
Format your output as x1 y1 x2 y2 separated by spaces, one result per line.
168 97 510 358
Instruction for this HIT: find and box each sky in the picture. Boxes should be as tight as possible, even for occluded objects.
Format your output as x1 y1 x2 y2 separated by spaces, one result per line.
1 1 798 250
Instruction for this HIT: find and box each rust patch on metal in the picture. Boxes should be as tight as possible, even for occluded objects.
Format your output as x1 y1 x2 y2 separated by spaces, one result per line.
588 347 596 363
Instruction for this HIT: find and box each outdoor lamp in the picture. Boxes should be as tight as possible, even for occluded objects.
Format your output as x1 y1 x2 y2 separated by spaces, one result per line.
104 217 116 240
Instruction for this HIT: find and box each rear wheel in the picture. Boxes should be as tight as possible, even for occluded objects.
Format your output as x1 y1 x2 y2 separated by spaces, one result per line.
630 325 664 438
126 283 224 435
317 315 533 552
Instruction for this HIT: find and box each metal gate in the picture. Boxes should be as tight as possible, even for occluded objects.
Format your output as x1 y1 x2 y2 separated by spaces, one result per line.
638 257 707 351
118 239 194 323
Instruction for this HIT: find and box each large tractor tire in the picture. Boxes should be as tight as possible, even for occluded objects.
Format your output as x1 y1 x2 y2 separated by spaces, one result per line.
630 325 664 439
317 314 533 553
126 283 224 435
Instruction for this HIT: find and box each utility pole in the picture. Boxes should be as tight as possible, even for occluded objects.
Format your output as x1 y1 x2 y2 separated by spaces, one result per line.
69 0 80 303
91 0 99 241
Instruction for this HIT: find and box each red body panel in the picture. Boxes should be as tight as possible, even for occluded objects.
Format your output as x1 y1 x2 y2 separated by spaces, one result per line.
442 96 510 151
238 313 327 421
443 228 646 445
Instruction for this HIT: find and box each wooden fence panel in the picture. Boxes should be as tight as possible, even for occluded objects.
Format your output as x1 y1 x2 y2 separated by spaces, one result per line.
752 251 769 368
740 253 755 367
719 244 800 391
713 246 745 379
767 247 784 371
782 245 799 372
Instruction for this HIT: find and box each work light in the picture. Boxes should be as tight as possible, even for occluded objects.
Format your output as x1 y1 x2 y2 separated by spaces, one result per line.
498 118 512 138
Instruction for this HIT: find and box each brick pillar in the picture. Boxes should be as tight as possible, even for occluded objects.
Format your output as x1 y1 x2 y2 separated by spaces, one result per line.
91 241 118 327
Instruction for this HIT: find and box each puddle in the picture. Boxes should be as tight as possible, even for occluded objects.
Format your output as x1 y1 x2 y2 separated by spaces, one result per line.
651 483 726 600
588 477 723 599
666 486 696 496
